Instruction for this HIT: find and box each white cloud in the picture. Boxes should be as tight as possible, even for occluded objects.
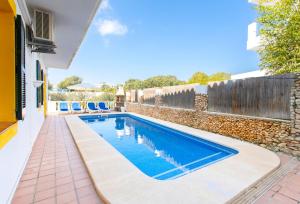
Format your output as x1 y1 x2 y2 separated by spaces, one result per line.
97 19 128 36
100 0 111 11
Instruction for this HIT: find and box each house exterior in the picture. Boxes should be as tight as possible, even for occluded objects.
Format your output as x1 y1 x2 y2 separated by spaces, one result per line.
0 0 101 203
231 70 267 80
247 0 262 51
247 0 278 51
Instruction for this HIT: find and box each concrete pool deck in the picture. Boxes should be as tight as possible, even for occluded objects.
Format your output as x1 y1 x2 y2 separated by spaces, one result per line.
65 112 281 204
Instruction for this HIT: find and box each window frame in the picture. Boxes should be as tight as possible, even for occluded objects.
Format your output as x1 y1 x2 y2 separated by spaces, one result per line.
36 60 44 108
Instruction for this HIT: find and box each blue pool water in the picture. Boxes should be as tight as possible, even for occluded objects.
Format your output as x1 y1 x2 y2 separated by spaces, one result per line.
80 114 238 180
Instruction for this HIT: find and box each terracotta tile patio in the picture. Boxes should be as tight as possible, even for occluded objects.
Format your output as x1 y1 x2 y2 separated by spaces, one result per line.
255 154 300 204
12 116 103 204
11 115 300 204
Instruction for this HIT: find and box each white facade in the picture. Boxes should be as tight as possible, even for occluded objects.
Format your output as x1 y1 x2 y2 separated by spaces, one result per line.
247 22 262 51
0 0 100 203
0 3 46 203
231 70 267 80
247 0 277 51
247 0 261 51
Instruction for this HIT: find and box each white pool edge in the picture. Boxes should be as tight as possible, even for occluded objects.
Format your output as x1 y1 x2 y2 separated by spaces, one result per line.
65 112 280 204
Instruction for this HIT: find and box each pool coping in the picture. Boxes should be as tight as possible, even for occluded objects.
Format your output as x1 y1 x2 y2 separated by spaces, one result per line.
65 112 281 204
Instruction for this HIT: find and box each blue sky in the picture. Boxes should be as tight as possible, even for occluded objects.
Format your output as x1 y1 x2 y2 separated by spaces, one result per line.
48 0 259 85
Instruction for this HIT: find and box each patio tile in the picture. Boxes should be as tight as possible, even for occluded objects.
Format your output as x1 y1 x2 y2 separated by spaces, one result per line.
55 162 69 168
11 193 34 204
272 193 298 204
41 161 55 167
55 158 68 163
72 171 89 181
21 172 39 181
56 190 77 204
279 186 300 201
36 180 55 192
35 197 56 204
56 182 75 195
12 116 103 204
40 164 55 171
39 168 55 177
26 162 41 169
74 178 92 189
271 184 281 192
23 167 40 175
42 157 55 162
56 176 73 186
56 170 72 179
254 154 300 204
78 194 102 204
34 188 55 202
76 185 96 198
38 175 55 183
28 158 42 165
56 166 70 172
14 186 36 197
255 190 275 203
18 178 37 188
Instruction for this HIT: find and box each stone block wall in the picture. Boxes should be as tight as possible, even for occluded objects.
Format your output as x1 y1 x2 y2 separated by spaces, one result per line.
289 73 300 154
126 91 300 156
195 94 208 111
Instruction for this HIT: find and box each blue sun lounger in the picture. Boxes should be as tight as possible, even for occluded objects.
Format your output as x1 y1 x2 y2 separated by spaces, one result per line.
71 102 82 113
59 102 69 113
98 102 110 112
87 102 99 113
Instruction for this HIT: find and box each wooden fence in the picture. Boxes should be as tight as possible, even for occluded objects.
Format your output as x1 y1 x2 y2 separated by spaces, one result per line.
143 88 156 105
143 97 155 105
161 89 195 109
207 74 295 120
129 90 138 103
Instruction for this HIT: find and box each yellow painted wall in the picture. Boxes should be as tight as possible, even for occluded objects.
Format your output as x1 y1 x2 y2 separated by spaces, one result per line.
0 0 16 15
0 123 18 149
0 0 17 150
0 0 16 123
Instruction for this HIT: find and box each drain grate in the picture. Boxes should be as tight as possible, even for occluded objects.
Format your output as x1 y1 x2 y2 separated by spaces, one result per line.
230 157 299 204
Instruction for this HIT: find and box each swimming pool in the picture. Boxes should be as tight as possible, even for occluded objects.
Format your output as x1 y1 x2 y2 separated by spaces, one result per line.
80 114 238 180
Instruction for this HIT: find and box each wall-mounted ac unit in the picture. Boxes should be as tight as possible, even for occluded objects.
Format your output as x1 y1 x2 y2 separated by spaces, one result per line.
34 9 53 41
27 10 56 54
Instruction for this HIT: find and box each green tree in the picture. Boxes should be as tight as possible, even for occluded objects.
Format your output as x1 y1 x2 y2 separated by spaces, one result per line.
124 79 144 90
57 76 82 89
143 75 184 88
188 72 209 85
49 93 67 101
48 81 53 90
66 92 86 101
208 72 231 82
98 83 116 93
89 93 115 101
256 0 300 74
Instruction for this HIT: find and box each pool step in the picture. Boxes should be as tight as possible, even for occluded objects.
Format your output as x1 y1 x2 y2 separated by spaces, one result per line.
230 157 299 204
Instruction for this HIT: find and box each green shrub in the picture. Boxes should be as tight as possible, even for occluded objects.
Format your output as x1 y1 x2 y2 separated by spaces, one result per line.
49 93 67 101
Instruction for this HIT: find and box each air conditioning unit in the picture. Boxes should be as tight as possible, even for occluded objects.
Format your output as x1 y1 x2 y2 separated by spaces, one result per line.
34 9 53 41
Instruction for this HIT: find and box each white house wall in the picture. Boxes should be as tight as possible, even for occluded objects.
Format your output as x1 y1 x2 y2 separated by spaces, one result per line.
0 2 46 203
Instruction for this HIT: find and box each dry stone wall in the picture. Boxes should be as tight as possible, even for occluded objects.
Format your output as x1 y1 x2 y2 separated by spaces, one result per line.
126 92 300 157
289 73 300 155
